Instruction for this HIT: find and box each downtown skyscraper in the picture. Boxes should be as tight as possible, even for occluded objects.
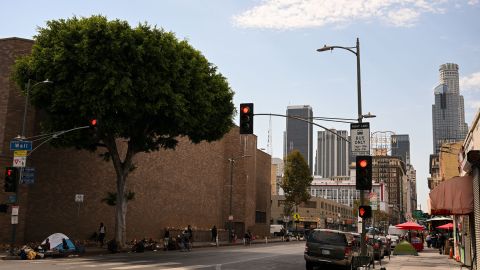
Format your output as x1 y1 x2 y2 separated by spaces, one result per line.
432 63 468 154
315 130 349 177
391 134 410 164
284 105 313 173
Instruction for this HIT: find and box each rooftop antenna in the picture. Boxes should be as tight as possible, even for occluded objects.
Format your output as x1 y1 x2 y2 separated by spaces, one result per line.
267 115 273 156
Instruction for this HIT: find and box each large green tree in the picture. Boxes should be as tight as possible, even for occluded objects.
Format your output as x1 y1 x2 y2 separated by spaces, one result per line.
13 15 235 247
281 150 313 213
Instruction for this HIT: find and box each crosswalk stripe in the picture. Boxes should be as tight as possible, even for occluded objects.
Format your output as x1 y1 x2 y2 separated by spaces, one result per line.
109 262 180 270
164 266 210 270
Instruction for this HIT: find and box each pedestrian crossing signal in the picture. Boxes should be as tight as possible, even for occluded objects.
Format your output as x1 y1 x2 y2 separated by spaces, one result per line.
4 167 18 193
358 205 372 219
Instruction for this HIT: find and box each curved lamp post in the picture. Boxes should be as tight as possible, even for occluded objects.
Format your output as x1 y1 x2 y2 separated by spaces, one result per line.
10 79 53 255
317 38 369 257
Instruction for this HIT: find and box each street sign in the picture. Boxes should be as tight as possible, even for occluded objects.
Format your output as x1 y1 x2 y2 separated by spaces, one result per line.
8 195 16 204
14 150 27 157
13 156 26 167
350 123 370 155
20 167 35 184
293 213 301 221
11 216 18 224
10 140 32 151
75 194 84 203
11 206 19 216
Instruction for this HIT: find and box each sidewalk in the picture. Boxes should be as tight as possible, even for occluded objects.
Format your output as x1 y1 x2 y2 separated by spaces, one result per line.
0 237 289 260
381 247 465 270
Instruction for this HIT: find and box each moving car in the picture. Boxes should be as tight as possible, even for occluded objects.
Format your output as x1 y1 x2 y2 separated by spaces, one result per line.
304 229 354 270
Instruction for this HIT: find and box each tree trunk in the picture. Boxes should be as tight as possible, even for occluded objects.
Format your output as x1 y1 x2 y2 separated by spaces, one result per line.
105 137 135 249
115 173 127 247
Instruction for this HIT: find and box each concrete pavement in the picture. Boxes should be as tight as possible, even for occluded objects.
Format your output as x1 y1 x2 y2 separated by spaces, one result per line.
380 247 465 270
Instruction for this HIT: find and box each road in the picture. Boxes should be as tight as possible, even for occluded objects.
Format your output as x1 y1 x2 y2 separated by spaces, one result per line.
0 242 307 270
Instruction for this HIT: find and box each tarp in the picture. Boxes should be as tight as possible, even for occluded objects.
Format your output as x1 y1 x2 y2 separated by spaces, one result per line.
425 216 452 222
429 175 473 215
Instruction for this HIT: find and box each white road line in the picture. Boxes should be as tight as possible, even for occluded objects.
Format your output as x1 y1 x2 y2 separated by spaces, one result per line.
109 262 180 270
162 266 210 270
82 262 127 267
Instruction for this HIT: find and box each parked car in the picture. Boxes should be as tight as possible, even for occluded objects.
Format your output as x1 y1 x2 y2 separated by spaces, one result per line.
377 236 391 256
350 233 375 264
386 235 399 250
304 229 354 270
368 237 385 260
270 224 285 236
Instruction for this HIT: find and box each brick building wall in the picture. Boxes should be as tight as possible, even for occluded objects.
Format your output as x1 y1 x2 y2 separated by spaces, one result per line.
0 37 271 244
0 38 35 244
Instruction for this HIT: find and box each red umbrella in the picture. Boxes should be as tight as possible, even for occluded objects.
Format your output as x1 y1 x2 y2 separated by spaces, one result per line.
436 223 454 230
395 221 424 230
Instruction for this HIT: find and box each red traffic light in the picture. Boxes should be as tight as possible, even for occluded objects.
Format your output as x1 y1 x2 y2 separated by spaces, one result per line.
358 205 372 218
90 119 97 126
6 169 12 176
359 207 365 217
241 106 250 114
359 159 368 168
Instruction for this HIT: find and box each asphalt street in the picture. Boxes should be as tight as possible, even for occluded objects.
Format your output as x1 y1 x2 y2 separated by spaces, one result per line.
0 242 308 270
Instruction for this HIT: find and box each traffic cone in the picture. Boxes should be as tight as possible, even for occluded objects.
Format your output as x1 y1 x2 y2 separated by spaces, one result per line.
449 247 453 259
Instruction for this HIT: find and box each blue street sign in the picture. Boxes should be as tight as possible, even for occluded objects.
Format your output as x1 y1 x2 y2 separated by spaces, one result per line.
10 140 32 151
20 167 35 184
8 195 17 204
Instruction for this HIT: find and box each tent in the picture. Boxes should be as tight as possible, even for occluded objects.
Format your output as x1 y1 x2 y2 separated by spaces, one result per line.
41 233 76 252
393 240 419 256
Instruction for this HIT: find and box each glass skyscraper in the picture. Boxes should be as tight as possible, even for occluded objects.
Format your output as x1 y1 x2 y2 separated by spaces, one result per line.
432 63 468 154
391 134 410 164
284 105 313 173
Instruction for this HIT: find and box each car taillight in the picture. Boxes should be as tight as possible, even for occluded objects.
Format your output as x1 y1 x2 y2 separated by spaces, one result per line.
345 246 352 256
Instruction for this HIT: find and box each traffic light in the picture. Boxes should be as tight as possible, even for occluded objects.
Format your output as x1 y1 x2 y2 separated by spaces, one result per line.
356 155 372 190
90 119 97 127
4 167 18 193
358 205 372 219
239 103 254 134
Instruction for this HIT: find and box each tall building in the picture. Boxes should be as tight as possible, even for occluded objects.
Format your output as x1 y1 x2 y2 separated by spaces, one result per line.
391 134 410 164
315 130 349 177
284 105 313 173
432 63 468 154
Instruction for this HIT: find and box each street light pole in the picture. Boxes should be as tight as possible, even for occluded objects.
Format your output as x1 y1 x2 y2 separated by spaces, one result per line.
317 37 367 256
227 155 251 243
10 79 52 255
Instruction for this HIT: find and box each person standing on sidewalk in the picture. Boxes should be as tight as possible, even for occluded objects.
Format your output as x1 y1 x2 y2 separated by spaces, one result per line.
211 225 217 243
98 222 106 248
187 225 193 249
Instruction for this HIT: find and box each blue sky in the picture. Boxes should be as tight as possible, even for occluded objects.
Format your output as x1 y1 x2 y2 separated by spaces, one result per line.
2 0 480 212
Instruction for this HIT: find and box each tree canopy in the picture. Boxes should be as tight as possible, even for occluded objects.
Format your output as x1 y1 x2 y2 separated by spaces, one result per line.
281 150 313 208
13 15 235 247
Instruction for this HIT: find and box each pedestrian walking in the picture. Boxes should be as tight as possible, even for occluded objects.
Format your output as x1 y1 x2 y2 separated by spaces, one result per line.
438 233 446 254
426 234 432 248
211 225 217 243
98 222 106 247
163 228 170 251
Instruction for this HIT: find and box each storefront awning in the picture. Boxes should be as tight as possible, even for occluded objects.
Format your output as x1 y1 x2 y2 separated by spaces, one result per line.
429 175 473 215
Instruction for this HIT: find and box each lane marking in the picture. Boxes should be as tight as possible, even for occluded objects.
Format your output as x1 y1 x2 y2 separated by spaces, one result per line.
109 262 180 270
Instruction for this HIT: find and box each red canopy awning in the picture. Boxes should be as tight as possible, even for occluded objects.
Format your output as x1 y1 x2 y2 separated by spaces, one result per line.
395 221 424 230
429 175 473 215
436 223 454 230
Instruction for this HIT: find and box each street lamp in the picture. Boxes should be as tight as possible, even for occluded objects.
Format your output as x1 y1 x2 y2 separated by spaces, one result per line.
227 155 251 242
317 37 368 256
10 78 53 255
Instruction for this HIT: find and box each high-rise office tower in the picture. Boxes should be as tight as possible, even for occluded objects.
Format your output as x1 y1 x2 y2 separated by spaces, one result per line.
315 130 349 177
432 63 468 154
284 105 313 173
391 134 410 164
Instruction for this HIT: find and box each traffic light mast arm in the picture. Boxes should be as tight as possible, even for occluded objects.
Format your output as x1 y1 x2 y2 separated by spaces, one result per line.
254 113 350 143
25 125 98 157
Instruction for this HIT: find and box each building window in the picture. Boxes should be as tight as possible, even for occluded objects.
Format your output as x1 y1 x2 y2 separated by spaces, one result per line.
255 211 267 223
